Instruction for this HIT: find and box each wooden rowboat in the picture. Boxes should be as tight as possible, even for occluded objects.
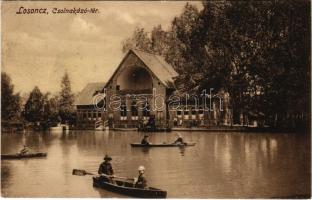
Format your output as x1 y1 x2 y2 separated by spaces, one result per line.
130 142 196 147
93 176 167 198
1 152 47 159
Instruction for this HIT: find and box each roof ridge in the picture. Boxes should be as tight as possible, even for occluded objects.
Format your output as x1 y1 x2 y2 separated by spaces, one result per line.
132 48 161 56
87 82 106 84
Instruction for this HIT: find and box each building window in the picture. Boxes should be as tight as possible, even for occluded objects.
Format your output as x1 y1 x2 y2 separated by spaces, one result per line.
199 106 204 119
120 102 127 121
142 102 150 119
116 85 120 91
184 110 189 120
177 110 182 118
191 107 197 120
131 101 138 120
97 112 102 119
93 112 97 120
88 111 92 121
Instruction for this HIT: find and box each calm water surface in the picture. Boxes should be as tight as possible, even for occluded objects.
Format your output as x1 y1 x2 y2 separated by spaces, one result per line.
1 130 310 198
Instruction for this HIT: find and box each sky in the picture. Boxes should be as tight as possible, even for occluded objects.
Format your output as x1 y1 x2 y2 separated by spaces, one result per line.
2 1 203 94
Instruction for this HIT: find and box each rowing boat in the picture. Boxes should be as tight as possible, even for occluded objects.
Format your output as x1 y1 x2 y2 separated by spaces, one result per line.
93 176 167 198
1 152 47 159
130 142 196 147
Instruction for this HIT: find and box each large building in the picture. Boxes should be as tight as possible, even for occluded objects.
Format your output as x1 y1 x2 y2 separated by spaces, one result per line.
75 82 106 129
75 49 232 129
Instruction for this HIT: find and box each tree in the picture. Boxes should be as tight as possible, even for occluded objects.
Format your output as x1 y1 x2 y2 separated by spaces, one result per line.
58 72 75 123
42 93 61 127
1 72 21 121
24 86 45 123
122 1 310 130
122 27 153 53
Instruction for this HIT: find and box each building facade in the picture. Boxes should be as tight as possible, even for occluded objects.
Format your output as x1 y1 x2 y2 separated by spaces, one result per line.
75 49 233 129
103 49 178 129
75 82 106 129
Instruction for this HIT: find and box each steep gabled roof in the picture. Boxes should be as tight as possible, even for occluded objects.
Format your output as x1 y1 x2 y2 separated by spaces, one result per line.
75 82 106 105
132 49 178 87
105 49 178 89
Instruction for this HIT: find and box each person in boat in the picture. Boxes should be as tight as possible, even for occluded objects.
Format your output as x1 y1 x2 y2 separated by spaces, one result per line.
141 135 149 145
134 166 147 189
98 155 114 182
173 134 186 145
19 145 29 155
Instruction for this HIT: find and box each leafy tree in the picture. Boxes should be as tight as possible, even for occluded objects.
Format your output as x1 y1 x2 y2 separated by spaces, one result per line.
122 27 153 53
42 93 61 127
58 72 75 123
122 1 310 130
1 72 21 121
24 86 44 123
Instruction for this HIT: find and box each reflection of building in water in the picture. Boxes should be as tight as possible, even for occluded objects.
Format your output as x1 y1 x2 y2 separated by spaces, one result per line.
75 49 232 129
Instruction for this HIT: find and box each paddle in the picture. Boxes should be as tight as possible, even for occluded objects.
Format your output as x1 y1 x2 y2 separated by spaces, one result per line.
72 169 134 181
72 169 94 176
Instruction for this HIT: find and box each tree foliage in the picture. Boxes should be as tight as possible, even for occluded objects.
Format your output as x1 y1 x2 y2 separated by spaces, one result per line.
122 1 310 130
1 72 21 121
58 72 75 123
24 86 45 122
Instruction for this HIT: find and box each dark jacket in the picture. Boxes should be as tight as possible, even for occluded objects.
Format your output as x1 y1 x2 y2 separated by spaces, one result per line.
135 174 147 188
98 161 114 175
174 137 184 144
141 138 149 145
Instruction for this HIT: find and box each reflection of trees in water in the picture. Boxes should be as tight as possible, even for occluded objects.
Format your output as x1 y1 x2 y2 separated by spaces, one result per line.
1 162 12 196
74 132 132 155
1 133 24 153
60 132 77 144
41 131 59 147
2 131 53 153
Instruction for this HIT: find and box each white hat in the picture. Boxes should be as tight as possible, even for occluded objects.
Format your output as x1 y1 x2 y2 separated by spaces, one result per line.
138 166 145 171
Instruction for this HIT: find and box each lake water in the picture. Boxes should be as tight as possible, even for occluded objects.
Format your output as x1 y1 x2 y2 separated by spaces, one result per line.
1 130 310 198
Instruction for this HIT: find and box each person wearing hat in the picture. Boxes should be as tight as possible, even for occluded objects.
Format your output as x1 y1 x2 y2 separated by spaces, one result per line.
98 155 114 182
19 145 29 155
141 135 150 145
173 133 185 145
134 166 147 189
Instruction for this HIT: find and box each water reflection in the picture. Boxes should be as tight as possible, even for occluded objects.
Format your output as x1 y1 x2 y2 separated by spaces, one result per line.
1 131 310 198
141 147 150 154
178 146 185 156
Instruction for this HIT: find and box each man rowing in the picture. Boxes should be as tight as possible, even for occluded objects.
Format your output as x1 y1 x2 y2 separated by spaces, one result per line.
98 155 114 182
141 135 149 145
19 145 29 155
173 133 186 145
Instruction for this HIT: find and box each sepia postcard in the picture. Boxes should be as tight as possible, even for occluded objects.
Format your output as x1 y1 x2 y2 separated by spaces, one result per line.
1 0 311 198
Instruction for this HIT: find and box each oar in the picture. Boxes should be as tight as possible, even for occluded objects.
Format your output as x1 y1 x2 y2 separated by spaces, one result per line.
72 169 94 176
72 169 134 181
